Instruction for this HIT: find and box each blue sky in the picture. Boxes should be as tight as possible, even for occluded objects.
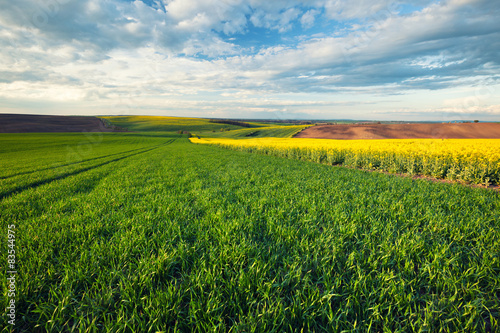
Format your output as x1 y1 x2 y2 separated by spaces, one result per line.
1 0 499 120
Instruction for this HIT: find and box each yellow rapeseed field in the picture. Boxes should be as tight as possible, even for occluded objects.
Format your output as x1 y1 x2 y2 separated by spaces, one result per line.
190 137 500 185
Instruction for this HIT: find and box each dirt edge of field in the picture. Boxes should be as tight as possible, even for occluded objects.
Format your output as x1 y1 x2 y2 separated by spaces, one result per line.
295 122 500 140
0 114 125 133
349 166 500 191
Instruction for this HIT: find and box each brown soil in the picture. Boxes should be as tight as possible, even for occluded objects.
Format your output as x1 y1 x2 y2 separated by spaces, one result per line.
0 114 118 133
295 122 500 140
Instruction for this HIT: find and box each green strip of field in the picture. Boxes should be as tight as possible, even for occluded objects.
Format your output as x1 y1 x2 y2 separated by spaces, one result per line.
1 133 499 332
101 116 253 132
194 125 310 139
0 133 175 200
101 115 310 138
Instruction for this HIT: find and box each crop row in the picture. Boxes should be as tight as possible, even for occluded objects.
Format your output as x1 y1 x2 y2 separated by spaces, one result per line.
191 137 500 185
0 133 173 201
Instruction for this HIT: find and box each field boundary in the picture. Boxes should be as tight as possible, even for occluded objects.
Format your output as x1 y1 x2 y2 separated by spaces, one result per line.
340 164 500 191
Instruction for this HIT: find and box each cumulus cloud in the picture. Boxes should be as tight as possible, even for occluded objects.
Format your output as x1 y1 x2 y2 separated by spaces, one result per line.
236 0 500 91
0 0 499 119
300 10 319 29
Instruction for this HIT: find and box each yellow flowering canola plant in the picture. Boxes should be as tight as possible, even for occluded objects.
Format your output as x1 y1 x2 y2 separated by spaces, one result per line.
190 137 500 186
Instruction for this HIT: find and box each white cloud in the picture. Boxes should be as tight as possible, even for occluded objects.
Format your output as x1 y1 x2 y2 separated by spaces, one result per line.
320 0 397 20
0 0 499 120
300 10 319 29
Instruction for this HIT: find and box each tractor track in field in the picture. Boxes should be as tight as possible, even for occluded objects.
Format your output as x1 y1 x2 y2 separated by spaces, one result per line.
0 146 151 180
1 137 177 180
0 138 177 201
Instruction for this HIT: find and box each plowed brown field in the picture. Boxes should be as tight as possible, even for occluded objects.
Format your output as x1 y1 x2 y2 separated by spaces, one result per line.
294 122 500 140
0 114 116 133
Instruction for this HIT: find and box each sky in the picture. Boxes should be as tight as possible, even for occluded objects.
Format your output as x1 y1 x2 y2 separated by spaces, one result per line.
0 0 499 121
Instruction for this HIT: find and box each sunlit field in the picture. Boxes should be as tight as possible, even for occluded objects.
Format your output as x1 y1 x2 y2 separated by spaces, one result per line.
194 125 310 138
100 116 255 133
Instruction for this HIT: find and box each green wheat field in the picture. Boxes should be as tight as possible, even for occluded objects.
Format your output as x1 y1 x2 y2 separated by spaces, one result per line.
1 117 499 332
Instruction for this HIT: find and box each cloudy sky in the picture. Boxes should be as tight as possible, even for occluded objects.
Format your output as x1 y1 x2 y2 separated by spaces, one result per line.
1 0 499 120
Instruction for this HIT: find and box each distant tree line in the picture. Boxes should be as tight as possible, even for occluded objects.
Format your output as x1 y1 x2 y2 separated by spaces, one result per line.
209 119 252 127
